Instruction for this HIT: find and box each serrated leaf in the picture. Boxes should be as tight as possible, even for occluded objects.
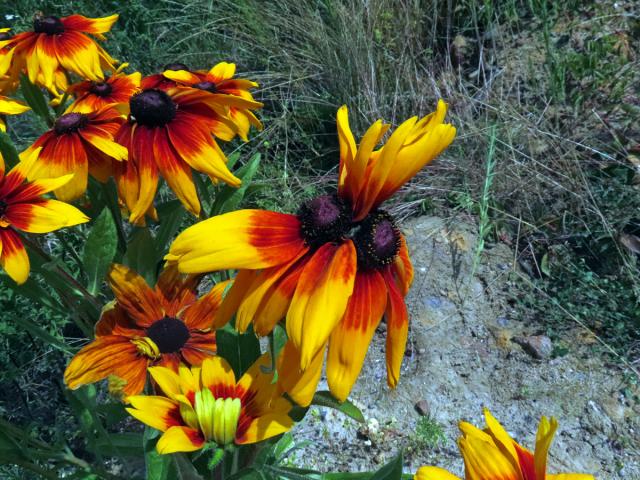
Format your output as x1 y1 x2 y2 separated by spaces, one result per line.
210 153 261 215
83 208 118 295
311 391 365 423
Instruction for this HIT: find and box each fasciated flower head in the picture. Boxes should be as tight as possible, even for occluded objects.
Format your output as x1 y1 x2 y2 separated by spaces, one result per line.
415 409 595 480
0 95 30 131
0 149 88 284
64 264 229 396
114 86 255 224
0 13 118 95
166 101 454 402
125 355 293 453
67 63 141 113
22 105 128 202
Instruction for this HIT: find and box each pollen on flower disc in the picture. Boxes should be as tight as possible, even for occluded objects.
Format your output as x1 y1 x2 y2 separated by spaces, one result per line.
193 81 218 94
129 89 177 127
54 113 88 135
90 81 113 97
297 194 352 247
146 316 190 353
354 210 401 270
33 16 64 35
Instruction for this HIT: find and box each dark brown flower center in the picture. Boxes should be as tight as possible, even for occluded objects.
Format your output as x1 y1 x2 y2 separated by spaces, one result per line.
54 113 88 135
164 62 189 71
193 81 218 94
298 194 352 248
354 210 401 270
0 32 11 41
130 89 177 127
146 316 190 354
0 200 7 217
89 81 113 97
33 15 64 35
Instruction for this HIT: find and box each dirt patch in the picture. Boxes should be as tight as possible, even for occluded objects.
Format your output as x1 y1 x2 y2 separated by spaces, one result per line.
294 216 640 478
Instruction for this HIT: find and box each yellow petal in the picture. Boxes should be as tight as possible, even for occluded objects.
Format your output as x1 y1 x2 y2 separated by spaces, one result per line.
200 356 236 392
414 466 462 480
156 426 204 454
235 413 293 444
126 395 180 432
148 366 183 399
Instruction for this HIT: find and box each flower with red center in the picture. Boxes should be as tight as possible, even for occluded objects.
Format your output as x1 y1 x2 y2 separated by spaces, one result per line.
0 149 89 284
159 61 263 141
0 14 118 96
125 355 293 453
64 264 229 396
67 63 141 113
0 95 30 131
166 101 456 402
114 86 260 224
415 409 595 480
21 105 127 202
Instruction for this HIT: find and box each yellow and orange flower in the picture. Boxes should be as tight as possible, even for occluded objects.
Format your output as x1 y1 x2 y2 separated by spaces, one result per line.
0 29 21 95
0 13 118 95
67 63 141 113
0 95 29 131
126 354 293 453
64 264 228 396
415 409 595 480
21 105 127 202
167 100 455 402
0 149 88 284
157 61 263 141
114 86 260 223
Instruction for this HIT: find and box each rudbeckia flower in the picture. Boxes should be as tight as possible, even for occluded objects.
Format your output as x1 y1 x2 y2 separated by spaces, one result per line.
140 62 190 91
167 101 455 402
0 95 29 131
126 355 293 453
0 13 118 95
0 149 88 284
64 264 228 396
67 63 141 113
159 61 263 141
415 409 595 480
114 86 259 223
21 105 127 202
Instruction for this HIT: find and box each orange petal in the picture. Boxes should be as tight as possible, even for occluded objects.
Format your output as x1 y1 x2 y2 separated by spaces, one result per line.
277 341 324 408
166 210 305 273
327 270 387 402
0 228 29 284
286 240 357 369
157 426 204 454
64 335 148 396
107 264 164 327
383 268 409 389
182 280 229 330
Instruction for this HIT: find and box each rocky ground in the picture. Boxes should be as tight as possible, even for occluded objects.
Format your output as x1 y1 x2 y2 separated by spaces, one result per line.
292 216 640 478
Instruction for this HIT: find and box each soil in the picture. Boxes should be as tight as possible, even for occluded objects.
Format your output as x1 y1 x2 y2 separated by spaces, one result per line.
293 216 640 478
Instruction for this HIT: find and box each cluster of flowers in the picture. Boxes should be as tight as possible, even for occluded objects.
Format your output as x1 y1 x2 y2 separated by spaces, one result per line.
0 12 593 479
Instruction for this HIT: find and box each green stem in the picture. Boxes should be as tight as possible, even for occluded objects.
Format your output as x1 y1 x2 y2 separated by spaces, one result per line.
101 181 127 252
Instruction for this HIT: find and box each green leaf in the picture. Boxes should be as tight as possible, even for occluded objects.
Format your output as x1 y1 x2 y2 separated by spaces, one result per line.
369 453 403 480
0 274 66 315
226 468 270 480
216 324 261 378
144 427 175 480
311 391 365 423
173 453 205 480
210 153 261 215
83 208 118 295
0 131 20 169
19 74 52 125
155 200 186 252
94 433 144 457
124 228 160 284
